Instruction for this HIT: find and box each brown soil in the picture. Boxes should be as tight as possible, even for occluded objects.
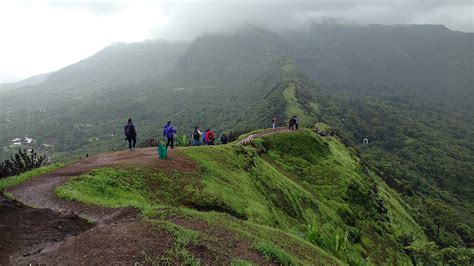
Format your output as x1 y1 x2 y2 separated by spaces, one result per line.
1 135 285 265
240 127 291 144
253 127 291 138
6 147 196 223
11 221 174 265
169 215 272 265
0 195 93 265
1 148 196 264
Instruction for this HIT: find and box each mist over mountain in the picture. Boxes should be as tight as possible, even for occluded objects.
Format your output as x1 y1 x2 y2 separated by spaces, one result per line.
287 23 474 95
1 22 472 155
0 73 51 91
0 21 473 263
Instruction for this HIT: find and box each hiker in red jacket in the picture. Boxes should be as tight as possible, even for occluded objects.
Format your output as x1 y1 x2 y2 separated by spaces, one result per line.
205 129 215 145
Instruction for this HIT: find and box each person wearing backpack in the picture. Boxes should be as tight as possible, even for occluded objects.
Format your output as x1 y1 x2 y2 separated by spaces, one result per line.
202 129 208 145
124 118 137 151
288 117 294 130
192 126 202 146
220 132 229 145
163 121 177 149
205 129 215 145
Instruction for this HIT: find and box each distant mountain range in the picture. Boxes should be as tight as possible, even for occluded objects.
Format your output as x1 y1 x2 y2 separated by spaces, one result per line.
1 22 471 150
0 72 51 91
0 22 473 250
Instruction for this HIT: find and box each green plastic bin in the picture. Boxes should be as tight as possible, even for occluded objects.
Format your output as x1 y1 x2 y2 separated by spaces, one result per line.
158 143 167 159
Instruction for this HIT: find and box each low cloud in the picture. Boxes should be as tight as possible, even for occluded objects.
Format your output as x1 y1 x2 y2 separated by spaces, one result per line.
1 0 472 82
47 0 128 16
151 0 473 40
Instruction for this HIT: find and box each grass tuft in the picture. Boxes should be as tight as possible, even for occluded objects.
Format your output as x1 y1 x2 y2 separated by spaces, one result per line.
255 241 298 265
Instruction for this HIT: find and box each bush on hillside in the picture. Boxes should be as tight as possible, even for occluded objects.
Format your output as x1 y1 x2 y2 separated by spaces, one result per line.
0 149 46 179
175 134 190 147
405 240 474 265
138 138 158 148
255 241 297 265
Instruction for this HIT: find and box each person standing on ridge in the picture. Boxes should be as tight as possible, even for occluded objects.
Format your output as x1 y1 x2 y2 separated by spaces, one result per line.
124 118 137 151
294 115 299 130
163 121 176 149
205 129 215 145
192 126 202 146
202 129 208 145
288 117 295 130
272 116 277 130
220 132 229 145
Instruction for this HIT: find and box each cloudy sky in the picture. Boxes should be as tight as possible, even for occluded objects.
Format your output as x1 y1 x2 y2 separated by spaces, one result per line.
0 0 472 83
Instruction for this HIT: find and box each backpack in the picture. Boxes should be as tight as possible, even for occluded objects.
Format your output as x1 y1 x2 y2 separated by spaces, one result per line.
221 134 228 143
124 124 132 137
193 130 200 139
208 132 214 141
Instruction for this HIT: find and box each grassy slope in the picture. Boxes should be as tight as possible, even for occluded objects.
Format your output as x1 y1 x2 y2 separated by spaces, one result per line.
54 130 426 264
280 61 318 128
182 130 426 264
0 163 64 190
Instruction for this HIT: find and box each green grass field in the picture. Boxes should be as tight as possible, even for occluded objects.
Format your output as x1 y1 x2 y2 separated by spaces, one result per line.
50 130 436 264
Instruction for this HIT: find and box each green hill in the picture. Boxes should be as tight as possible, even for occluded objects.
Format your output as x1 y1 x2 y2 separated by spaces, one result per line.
1 23 473 261
46 130 440 264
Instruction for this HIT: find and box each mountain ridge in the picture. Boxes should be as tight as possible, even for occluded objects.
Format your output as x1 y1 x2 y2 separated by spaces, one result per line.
2 129 439 264
0 22 473 259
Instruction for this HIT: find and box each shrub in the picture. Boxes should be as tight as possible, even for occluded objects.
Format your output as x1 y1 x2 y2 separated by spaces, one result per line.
0 149 46 179
176 134 190 146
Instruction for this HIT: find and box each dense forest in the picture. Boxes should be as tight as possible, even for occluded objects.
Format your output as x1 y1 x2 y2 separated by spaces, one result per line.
318 85 474 248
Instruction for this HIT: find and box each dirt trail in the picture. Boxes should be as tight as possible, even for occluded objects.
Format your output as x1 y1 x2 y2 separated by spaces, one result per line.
253 127 291 137
239 127 291 144
1 130 284 264
7 129 279 220
0 195 93 265
10 221 174 265
6 147 196 223
1 147 196 264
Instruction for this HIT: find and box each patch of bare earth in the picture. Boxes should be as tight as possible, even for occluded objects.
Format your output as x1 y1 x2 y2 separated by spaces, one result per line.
1 148 196 264
169 215 272 265
1 139 284 264
0 195 93 264
6 147 196 223
12 221 174 265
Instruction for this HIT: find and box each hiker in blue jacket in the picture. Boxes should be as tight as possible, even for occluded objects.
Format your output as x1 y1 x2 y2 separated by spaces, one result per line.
124 118 137 151
202 129 208 145
163 121 176 149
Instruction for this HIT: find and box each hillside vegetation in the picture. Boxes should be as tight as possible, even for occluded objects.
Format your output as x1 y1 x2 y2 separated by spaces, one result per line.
50 130 467 264
0 22 472 260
